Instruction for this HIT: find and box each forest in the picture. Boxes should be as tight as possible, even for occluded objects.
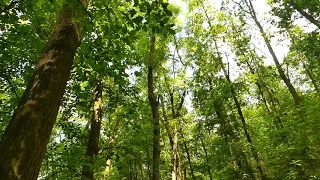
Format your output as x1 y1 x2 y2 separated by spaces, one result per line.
0 0 320 179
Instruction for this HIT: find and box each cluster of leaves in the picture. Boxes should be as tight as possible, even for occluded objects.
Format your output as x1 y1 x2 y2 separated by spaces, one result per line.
1 0 320 179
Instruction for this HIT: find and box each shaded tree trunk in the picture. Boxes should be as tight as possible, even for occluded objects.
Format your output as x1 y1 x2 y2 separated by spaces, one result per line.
218 55 266 179
208 33 267 179
147 35 160 180
212 101 256 180
82 81 103 180
200 137 213 180
181 133 196 179
0 2 88 179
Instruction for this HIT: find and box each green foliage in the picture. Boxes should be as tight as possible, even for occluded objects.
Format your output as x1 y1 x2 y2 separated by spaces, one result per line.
1 0 320 179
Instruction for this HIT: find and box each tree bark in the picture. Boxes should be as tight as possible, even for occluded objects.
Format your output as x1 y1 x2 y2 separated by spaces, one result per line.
82 82 103 180
104 117 121 179
244 0 301 104
0 2 88 179
147 35 160 180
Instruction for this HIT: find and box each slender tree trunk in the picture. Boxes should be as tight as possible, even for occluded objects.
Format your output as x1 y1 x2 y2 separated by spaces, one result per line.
289 1 320 29
244 0 301 104
301 57 319 94
210 37 267 179
147 35 160 180
82 81 103 180
181 133 196 179
219 58 266 179
245 61 284 129
0 2 88 179
212 101 255 180
200 137 213 180
104 117 121 179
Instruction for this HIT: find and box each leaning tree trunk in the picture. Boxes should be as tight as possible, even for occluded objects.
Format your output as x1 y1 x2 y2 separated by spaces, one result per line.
289 1 320 29
147 35 160 180
0 1 88 179
216 54 267 180
244 0 301 104
200 2 267 176
82 81 103 180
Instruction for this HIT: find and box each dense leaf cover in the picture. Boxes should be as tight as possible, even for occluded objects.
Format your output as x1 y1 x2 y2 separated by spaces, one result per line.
0 0 320 179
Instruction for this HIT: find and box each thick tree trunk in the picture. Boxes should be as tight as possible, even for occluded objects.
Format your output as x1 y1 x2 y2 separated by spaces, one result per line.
104 117 121 179
244 0 301 104
0 2 87 179
82 82 103 180
147 35 160 180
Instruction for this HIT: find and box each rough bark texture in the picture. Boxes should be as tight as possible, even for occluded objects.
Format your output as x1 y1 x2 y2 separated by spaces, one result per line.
0 5 84 180
244 0 301 104
169 91 185 180
147 35 160 180
82 82 103 180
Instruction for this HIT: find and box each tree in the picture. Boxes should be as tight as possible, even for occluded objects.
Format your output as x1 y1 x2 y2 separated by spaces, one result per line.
0 1 89 179
82 81 103 180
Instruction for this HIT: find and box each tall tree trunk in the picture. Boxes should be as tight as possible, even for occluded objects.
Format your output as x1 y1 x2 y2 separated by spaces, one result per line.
199 6 267 174
212 101 256 180
147 35 160 180
104 117 121 179
209 35 267 179
160 96 178 180
200 137 213 180
0 2 88 179
181 133 196 179
169 90 186 180
289 1 320 29
245 60 284 130
244 0 301 104
218 56 266 179
82 81 103 180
